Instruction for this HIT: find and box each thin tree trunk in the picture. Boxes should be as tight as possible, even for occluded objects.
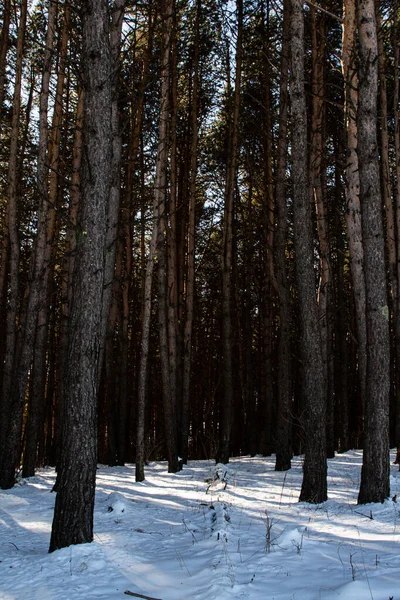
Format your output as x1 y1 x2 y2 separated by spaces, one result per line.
100 0 126 466
357 0 390 505
274 0 292 472
118 220 131 465
310 9 334 458
376 5 397 437
136 218 158 482
394 0 400 461
137 0 178 479
100 0 125 362
376 5 397 327
217 0 243 465
0 0 27 486
341 0 367 413
181 0 201 464
291 0 327 504
156 0 179 474
167 9 179 457
49 0 112 550
56 88 84 470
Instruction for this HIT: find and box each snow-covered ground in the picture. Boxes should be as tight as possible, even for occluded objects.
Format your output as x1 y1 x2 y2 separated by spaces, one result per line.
1 451 400 600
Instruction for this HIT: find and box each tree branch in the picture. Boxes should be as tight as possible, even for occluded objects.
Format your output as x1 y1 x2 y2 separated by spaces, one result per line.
305 0 343 22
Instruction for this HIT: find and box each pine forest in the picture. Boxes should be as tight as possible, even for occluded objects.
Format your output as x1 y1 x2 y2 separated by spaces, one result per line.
0 0 399 550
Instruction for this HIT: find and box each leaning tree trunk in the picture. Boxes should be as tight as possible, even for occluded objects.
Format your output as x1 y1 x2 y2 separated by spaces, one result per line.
291 0 327 504
357 0 390 505
49 0 112 550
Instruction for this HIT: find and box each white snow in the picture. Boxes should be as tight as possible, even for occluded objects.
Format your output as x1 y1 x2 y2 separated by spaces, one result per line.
1 450 400 599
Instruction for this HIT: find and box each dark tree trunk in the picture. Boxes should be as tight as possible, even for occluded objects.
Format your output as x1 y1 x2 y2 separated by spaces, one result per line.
274 0 292 472
181 0 201 464
357 0 390 505
217 0 243 464
394 0 400 462
291 0 327 504
0 0 28 488
341 0 367 415
49 0 112 550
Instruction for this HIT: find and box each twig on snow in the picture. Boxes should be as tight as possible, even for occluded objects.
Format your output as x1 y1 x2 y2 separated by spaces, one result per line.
124 592 163 600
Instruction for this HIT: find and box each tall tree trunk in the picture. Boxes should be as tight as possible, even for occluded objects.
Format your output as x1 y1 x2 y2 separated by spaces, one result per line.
376 5 397 441
375 5 397 329
291 0 327 504
156 0 179 474
341 0 367 414
310 9 334 458
181 0 201 464
49 0 112 550
333 132 350 452
137 0 178 479
56 88 84 469
357 0 390 505
136 217 158 482
0 0 27 486
394 0 400 461
167 8 179 459
100 0 126 465
129 10 156 481
216 0 243 465
274 0 292 472
100 0 125 363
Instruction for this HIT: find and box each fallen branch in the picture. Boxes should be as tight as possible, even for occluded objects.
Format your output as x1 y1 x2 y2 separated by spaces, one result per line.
124 591 163 600
353 510 373 520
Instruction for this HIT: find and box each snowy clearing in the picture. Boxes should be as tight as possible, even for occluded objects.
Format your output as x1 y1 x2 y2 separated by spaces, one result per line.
1 451 400 600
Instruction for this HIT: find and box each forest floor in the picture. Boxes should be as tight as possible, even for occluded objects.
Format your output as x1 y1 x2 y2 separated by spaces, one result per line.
1 450 400 600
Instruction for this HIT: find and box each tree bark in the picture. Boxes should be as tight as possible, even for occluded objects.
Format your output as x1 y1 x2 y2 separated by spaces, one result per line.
291 0 327 504
136 0 178 479
181 0 201 464
0 0 28 487
341 0 367 413
310 9 334 458
216 0 243 465
394 0 400 461
274 0 292 472
49 0 112 550
357 0 390 505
